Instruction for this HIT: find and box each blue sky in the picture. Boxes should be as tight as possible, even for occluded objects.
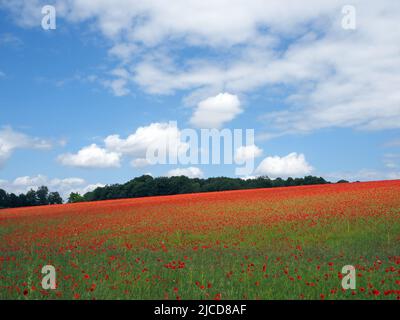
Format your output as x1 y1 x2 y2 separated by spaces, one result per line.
1 1 400 197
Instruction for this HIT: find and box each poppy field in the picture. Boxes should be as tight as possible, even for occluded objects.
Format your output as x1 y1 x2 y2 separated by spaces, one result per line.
1 180 400 300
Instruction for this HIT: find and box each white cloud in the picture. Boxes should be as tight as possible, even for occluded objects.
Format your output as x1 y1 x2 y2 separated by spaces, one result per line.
130 158 151 168
2 0 400 136
108 43 138 63
190 93 242 128
104 78 130 96
13 175 50 187
255 152 313 178
234 144 262 163
0 1 43 27
102 67 131 96
166 167 203 178
240 175 258 180
130 2 400 135
0 174 104 199
58 144 121 168
58 122 190 169
1 1 338 42
0 127 52 168
104 122 189 163
0 1 338 96
79 183 105 195
100 68 131 97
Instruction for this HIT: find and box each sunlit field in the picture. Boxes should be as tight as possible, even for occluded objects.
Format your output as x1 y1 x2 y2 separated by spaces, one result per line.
1 180 399 300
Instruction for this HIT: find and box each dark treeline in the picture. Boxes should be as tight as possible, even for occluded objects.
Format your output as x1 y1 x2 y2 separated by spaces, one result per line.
0 186 63 209
1 175 347 208
71 175 332 203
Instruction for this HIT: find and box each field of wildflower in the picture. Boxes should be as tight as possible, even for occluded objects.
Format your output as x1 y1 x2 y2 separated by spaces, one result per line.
0 180 399 300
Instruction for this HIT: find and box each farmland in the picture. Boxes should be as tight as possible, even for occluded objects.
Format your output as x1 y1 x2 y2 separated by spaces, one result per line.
0 180 399 300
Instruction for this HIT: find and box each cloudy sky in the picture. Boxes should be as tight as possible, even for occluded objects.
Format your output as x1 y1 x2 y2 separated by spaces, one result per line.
1 0 400 197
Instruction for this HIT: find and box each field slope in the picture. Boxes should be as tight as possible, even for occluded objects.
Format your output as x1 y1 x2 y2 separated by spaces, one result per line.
1 180 400 300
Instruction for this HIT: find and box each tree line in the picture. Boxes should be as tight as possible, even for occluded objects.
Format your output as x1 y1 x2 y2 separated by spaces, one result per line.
70 175 333 203
1 175 348 209
0 186 63 209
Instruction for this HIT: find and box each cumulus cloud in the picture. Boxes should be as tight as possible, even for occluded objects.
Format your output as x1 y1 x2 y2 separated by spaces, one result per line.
0 127 52 168
2 1 400 136
166 167 204 178
234 144 262 163
0 174 104 199
58 144 121 168
0 1 338 97
101 1 400 134
58 122 189 169
0 1 338 43
255 152 313 178
190 93 242 128
105 122 189 162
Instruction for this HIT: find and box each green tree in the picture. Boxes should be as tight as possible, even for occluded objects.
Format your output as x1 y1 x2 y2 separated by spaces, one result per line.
18 194 28 207
8 193 20 207
68 192 85 203
26 189 38 206
36 186 49 205
0 189 8 208
48 192 63 205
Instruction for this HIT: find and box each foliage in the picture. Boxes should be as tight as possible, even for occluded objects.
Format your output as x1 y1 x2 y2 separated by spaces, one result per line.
0 175 330 208
82 175 329 202
0 187 62 209
67 192 85 204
